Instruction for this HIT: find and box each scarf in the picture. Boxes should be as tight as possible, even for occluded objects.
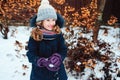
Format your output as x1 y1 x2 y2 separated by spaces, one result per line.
40 29 56 35
40 28 57 40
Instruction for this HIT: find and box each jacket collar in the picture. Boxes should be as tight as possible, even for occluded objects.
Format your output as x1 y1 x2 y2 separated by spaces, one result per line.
42 34 58 40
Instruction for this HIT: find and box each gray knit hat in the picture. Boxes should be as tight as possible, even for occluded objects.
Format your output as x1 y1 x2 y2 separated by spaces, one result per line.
36 0 57 22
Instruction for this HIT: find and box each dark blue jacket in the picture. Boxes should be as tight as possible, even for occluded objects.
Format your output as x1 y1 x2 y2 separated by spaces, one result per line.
27 34 68 80
27 13 68 80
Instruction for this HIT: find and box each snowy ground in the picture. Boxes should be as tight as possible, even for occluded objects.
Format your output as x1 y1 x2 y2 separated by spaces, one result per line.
0 26 120 80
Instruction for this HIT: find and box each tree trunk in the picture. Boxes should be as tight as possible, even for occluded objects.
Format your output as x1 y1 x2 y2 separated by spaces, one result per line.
102 0 120 23
93 22 100 43
0 23 9 39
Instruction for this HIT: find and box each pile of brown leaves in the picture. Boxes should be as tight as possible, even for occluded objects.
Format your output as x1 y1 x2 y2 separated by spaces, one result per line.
64 34 119 79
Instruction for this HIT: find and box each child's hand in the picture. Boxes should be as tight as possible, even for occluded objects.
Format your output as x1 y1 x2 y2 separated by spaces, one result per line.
49 53 62 67
37 57 48 67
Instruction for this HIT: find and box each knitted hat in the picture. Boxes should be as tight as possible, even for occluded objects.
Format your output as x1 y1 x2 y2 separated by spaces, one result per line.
36 0 57 22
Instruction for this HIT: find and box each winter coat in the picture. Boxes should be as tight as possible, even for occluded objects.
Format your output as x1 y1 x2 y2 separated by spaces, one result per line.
27 33 68 80
27 13 68 80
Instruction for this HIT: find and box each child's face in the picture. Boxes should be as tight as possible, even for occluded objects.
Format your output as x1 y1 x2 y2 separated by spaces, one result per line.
43 18 56 30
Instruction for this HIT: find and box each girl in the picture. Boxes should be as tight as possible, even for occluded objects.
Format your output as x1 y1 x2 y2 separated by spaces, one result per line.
26 0 68 80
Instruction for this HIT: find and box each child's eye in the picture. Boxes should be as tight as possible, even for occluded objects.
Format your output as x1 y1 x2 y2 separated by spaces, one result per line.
47 19 50 21
52 19 56 21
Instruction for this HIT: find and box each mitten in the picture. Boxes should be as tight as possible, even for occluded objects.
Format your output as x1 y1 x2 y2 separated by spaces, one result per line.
37 57 48 67
37 58 60 71
49 53 62 67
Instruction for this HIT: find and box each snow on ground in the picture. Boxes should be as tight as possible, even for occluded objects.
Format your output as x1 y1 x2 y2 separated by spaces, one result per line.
0 26 120 80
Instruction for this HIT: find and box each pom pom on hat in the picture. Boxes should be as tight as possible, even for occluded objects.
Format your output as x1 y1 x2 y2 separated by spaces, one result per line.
36 0 57 22
41 0 49 5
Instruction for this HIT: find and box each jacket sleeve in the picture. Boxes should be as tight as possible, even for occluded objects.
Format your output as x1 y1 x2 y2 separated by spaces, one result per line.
26 37 40 66
58 33 67 62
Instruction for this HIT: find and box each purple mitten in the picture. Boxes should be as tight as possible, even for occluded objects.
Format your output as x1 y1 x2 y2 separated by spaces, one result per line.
37 58 48 67
49 53 62 67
